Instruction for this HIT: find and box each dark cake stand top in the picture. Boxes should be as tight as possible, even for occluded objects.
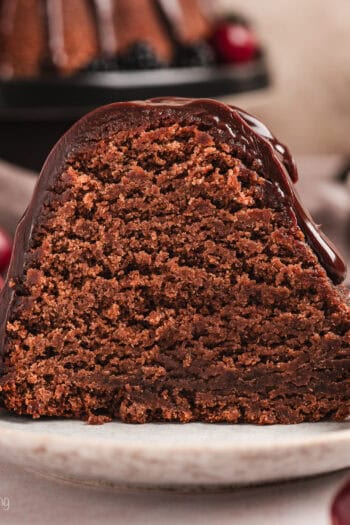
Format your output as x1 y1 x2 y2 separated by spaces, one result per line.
0 60 269 120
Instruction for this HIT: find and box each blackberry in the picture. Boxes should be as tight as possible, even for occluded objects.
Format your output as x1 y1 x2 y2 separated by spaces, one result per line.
174 41 215 68
118 41 165 70
84 56 119 72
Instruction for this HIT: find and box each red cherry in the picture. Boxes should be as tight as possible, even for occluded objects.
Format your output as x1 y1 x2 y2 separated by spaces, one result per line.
0 228 12 273
331 480 350 525
211 23 258 64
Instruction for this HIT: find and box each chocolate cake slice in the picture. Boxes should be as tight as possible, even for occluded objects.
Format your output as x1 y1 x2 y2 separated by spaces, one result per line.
0 98 349 424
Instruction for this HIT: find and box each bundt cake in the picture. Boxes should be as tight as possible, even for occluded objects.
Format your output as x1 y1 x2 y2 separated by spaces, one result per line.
0 98 349 424
0 0 212 78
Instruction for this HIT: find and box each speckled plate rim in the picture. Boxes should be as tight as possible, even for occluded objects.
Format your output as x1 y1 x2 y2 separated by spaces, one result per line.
2 416 350 452
0 412 349 488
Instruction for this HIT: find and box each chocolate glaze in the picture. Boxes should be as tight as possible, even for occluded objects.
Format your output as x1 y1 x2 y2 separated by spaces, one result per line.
229 105 346 285
91 0 117 56
156 0 186 42
45 0 68 69
149 98 346 285
0 97 347 358
232 106 346 285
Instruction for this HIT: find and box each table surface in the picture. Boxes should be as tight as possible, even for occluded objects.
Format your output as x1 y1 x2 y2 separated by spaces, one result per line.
0 460 348 525
0 155 348 525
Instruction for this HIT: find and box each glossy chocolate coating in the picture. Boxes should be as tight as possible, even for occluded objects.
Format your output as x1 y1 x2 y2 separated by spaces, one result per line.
150 98 346 284
0 97 347 356
233 106 346 285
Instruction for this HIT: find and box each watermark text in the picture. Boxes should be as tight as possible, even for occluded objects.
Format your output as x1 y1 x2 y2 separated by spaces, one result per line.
0 496 9 511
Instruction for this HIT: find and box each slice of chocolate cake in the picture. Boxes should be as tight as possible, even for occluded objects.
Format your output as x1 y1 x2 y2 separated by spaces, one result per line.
0 98 349 424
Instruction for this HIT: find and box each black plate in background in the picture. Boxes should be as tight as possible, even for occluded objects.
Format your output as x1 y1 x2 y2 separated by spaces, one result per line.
0 59 269 170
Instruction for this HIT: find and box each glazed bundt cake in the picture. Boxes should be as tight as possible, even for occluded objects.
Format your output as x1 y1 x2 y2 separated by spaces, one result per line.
0 98 349 424
0 0 212 77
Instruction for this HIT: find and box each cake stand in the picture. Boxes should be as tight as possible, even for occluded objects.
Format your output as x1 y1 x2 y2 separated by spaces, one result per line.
0 59 269 171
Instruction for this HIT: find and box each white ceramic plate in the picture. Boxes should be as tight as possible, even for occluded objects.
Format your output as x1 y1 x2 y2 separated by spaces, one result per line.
0 410 349 489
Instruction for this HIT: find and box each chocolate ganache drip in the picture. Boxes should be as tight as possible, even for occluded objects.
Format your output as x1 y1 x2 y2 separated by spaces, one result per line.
2 97 347 291
148 98 346 284
231 105 346 285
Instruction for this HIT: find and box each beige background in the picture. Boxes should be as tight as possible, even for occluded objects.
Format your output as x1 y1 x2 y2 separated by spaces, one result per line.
220 0 350 153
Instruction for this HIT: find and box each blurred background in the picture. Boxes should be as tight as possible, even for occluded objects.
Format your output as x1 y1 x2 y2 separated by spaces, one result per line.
1 0 350 161
224 0 350 153
0 0 348 285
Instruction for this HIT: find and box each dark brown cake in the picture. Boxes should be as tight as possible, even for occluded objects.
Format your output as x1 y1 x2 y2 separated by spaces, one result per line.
0 0 211 77
0 98 349 424
0 0 99 77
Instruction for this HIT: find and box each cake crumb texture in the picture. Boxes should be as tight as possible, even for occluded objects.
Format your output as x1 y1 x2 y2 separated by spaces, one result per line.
1 119 349 424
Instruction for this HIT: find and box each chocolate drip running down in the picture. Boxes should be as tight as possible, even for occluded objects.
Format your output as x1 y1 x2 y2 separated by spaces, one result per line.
149 98 346 285
156 0 186 41
233 106 346 285
155 0 210 44
45 0 67 69
234 107 346 285
92 0 117 56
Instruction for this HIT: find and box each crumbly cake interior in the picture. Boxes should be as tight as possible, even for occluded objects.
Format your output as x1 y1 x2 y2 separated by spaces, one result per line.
2 122 349 423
